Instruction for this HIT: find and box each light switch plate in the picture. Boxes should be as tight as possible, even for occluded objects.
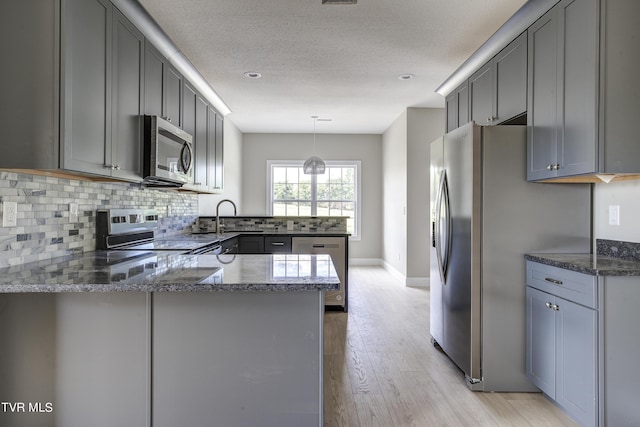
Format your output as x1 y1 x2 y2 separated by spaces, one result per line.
2 201 17 227
608 205 620 226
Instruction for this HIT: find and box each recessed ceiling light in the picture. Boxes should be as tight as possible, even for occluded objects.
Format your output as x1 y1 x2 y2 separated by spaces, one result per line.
398 74 415 81
322 0 357 4
243 71 262 79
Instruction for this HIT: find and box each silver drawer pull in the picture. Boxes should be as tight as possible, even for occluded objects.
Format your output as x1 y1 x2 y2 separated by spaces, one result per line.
271 242 285 246
312 244 325 248
544 277 563 286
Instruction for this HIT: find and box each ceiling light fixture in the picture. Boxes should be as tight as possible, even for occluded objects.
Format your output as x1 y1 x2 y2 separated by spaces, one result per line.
398 73 415 80
243 71 262 79
303 116 331 175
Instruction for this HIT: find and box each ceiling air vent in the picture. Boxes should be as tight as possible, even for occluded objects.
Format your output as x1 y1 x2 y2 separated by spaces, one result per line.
322 0 357 4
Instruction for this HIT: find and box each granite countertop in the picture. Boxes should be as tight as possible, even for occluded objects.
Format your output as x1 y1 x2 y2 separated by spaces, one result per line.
0 252 340 293
524 253 640 276
525 239 640 276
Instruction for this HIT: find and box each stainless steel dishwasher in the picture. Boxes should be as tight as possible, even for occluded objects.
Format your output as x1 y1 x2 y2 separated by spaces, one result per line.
292 237 347 311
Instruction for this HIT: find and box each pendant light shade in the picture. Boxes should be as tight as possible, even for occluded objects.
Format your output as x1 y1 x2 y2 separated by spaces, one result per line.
303 156 326 174
304 116 327 175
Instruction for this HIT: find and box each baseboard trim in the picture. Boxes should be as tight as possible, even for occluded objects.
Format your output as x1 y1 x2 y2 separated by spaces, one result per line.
406 277 429 288
349 258 383 266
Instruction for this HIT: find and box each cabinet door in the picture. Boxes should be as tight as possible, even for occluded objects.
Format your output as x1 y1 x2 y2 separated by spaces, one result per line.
495 32 527 124
445 92 457 132
111 9 144 181
194 94 209 188
445 82 469 132
62 0 112 175
556 0 598 177
527 7 559 180
525 286 556 396
555 297 597 427
56 293 149 427
164 64 182 127
144 42 165 117
182 82 198 183
469 62 494 126
237 235 264 253
214 111 224 190
208 106 224 191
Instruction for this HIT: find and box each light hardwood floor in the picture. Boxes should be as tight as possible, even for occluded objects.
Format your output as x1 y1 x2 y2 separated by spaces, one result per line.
323 266 578 427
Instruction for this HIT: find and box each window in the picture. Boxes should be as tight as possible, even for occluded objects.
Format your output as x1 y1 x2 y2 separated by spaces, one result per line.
267 160 361 239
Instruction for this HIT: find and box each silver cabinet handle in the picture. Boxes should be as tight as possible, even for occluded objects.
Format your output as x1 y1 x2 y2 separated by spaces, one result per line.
271 242 285 246
545 302 560 311
544 277 563 286
312 244 325 248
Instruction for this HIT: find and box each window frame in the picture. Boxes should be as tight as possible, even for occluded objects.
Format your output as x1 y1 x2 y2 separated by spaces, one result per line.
266 160 361 240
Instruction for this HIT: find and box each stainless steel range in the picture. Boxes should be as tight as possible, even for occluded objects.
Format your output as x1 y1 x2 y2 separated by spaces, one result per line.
96 209 223 254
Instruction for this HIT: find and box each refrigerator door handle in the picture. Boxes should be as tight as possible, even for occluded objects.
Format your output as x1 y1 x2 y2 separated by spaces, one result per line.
435 170 451 283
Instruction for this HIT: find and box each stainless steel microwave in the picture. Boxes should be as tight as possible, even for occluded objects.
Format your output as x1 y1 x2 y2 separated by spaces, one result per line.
143 115 194 187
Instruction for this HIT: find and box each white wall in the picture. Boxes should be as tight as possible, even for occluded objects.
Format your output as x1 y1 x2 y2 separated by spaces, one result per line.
593 180 640 242
407 108 445 282
382 111 408 276
381 108 445 284
241 133 383 260
199 119 244 216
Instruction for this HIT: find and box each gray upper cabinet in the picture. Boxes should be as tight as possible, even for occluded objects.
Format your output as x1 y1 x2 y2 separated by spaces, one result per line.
61 0 112 176
164 65 183 127
111 8 144 181
528 0 640 182
143 41 165 118
209 106 224 191
62 0 144 180
182 82 224 193
143 42 183 128
445 81 469 132
527 0 598 181
470 31 527 126
2 0 223 188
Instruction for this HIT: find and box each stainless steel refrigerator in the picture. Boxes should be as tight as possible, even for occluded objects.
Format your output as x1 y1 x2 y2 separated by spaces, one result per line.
429 122 590 391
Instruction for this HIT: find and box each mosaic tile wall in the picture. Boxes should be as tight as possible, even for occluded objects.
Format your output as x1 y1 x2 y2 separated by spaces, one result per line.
0 171 198 267
196 216 348 233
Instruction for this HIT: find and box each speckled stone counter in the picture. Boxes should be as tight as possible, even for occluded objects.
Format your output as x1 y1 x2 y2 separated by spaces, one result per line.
0 252 340 293
525 239 640 276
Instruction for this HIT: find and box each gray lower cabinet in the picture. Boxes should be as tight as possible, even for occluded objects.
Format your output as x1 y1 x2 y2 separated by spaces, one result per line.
292 236 348 311
0 293 149 427
470 31 527 126
526 286 597 427
62 0 144 180
152 291 324 427
238 234 265 253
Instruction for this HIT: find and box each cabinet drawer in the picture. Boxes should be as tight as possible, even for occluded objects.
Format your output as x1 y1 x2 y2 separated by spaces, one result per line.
526 261 597 309
264 236 292 253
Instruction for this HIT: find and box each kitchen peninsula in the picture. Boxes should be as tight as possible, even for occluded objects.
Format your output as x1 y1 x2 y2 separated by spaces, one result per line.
0 252 338 427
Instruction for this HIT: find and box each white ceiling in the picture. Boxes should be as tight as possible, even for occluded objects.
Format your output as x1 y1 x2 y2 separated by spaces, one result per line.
138 0 527 134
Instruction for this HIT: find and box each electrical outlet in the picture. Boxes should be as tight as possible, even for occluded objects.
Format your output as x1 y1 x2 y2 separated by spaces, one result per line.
3 201 17 227
608 205 620 226
69 203 79 223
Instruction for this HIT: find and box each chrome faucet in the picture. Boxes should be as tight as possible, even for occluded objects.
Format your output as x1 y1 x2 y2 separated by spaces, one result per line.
216 199 237 234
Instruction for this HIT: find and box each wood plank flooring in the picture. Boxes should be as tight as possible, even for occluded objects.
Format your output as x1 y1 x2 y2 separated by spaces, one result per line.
323 266 578 427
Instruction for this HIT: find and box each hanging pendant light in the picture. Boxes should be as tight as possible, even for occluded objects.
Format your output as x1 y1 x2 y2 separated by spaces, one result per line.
303 116 327 175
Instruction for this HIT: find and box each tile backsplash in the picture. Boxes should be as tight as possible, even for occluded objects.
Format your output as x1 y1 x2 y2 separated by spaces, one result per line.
0 171 198 267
